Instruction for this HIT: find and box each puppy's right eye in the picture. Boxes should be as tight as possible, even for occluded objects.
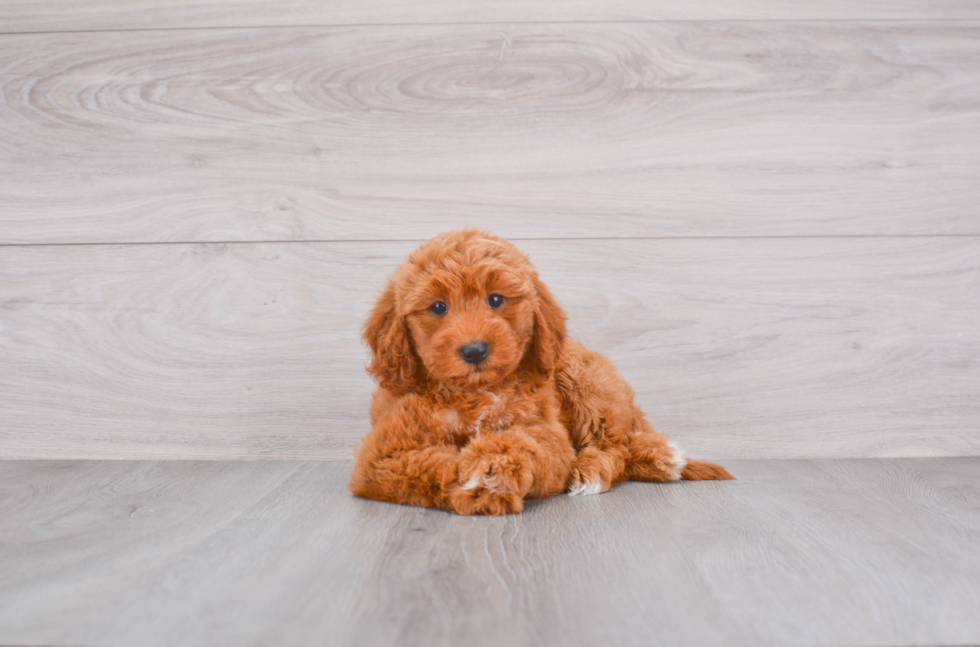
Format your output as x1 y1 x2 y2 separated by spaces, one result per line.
429 301 448 316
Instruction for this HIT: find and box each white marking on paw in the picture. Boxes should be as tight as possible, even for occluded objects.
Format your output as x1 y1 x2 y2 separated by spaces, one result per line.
460 470 512 493
667 441 687 481
481 474 508 493
568 479 604 496
582 480 604 495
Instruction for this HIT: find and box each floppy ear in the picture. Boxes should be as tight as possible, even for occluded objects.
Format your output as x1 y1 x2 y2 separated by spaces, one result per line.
363 280 418 393
526 275 568 377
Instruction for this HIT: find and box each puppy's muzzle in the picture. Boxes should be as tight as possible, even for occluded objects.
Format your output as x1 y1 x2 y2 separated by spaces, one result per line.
459 341 490 365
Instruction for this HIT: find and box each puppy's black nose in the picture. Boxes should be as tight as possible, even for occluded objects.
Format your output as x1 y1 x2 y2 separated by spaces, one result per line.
459 341 490 365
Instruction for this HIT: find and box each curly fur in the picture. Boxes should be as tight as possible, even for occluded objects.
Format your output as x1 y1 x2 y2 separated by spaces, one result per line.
350 230 734 515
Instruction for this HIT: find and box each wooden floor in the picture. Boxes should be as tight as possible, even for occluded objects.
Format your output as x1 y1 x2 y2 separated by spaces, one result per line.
1 458 979 647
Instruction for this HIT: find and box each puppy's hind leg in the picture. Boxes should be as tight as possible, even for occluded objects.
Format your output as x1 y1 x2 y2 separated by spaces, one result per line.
557 341 734 491
624 421 688 482
626 419 734 482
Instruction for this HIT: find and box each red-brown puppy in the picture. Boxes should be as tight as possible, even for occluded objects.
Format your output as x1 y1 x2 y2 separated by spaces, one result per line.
350 230 733 515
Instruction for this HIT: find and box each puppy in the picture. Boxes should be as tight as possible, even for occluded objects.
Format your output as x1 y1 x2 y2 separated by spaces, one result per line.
350 230 733 515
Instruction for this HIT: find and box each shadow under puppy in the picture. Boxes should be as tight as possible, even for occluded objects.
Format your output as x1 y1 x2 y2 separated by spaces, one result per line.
350 230 733 515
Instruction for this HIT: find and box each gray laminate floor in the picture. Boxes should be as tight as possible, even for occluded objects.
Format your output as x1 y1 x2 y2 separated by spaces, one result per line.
1 458 978 647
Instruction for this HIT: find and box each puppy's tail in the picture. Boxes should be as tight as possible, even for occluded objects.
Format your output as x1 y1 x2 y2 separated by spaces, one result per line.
681 459 735 481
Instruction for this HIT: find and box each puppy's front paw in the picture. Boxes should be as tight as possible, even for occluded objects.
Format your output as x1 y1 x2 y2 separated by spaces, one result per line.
567 448 614 496
567 469 610 496
448 482 524 516
449 444 533 515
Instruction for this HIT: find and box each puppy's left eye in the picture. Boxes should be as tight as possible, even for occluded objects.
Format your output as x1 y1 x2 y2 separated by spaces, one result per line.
487 294 505 309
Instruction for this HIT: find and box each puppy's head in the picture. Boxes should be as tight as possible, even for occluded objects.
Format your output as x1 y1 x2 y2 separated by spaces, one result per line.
364 230 566 392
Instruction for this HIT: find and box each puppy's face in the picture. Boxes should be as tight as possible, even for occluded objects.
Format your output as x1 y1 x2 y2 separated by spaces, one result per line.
404 264 535 389
364 230 567 393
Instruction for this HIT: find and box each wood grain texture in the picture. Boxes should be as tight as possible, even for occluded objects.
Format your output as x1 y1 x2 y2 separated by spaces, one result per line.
1 458 979 646
3 0 980 33
2 22 979 244
2 238 977 460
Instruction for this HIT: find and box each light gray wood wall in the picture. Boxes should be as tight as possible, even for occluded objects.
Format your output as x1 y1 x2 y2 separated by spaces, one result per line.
3 23 980 243
3 1 980 32
1 2 977 460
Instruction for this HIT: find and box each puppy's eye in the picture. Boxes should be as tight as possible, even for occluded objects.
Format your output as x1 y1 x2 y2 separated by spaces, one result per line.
429 301 448 316
487 294 505 309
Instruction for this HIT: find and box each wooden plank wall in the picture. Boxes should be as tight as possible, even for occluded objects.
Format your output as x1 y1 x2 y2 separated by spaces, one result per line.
1 2 978 460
